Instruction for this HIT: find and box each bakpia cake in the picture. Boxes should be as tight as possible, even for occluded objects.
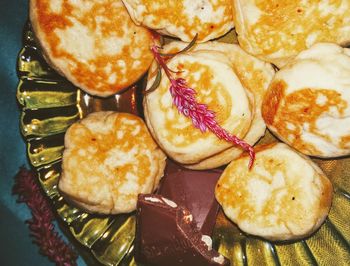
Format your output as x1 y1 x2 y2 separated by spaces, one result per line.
233 0 350 68
121 0 234 43
215 143 333 241
58 111 166 214
262 43 350 158
30 0 154 97
145 41 275 169
144 48 252 166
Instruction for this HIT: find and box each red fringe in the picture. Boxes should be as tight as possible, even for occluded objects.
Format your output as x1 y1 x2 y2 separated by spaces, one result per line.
12 167 78 266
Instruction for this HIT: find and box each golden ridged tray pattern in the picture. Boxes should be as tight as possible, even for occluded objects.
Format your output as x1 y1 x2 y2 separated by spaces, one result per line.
17 22 350 265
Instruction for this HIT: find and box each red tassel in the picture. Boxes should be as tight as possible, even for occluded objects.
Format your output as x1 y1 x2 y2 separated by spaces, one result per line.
12 167 78 266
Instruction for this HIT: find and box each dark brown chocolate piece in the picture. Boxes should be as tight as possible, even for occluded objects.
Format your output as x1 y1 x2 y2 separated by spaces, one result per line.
159 161 222 235
135 194 229 266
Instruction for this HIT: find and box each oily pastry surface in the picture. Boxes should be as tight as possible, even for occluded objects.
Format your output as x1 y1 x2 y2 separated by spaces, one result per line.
149 41 275 169
122 0 234 42
215 143 333 241
30 0 153 97
59 111 166 214
144 49 252 165
233 0 350 67
262 43 350 158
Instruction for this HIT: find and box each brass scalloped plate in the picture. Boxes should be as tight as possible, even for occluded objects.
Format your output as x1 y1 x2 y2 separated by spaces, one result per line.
17 22 350 266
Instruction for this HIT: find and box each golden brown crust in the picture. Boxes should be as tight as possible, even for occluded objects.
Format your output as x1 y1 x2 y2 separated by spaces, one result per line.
215 143 333 241
122 0 234 42
262 43 350 157
58 111 166 214
233 0 350 67
30 0 153 97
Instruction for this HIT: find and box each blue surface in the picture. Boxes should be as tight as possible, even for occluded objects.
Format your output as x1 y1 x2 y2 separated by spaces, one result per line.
0 2 86 265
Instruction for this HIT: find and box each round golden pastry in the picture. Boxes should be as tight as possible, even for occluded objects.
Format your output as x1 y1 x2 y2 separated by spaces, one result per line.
145 41 275 169
122 0 234 42
144 48 253 166
233 0 350 68
262 43 350 158
30 0 154 97
215 143 333 241
58 111 166 214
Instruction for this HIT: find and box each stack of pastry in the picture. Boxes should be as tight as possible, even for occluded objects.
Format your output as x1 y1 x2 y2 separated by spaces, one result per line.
144 41 275 169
